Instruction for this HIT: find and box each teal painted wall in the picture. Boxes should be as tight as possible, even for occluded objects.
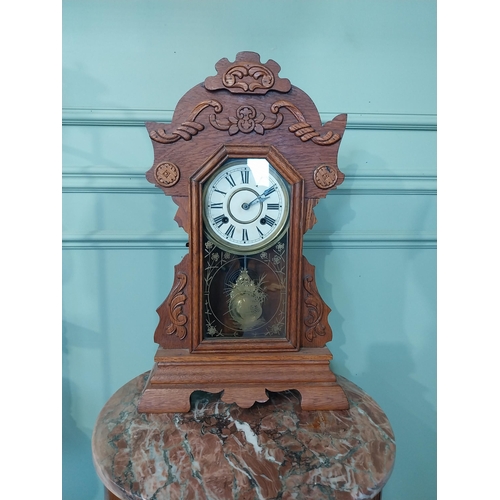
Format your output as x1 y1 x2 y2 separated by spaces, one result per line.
62 1 436 499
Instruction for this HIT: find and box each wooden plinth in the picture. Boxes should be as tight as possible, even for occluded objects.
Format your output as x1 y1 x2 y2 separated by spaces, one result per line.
137 347 349 413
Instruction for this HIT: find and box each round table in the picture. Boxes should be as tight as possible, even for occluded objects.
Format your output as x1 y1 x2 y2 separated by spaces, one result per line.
92 372 395 500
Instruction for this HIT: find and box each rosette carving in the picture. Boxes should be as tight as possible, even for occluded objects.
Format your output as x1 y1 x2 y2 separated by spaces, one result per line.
154 162 180 187
313 164 340 189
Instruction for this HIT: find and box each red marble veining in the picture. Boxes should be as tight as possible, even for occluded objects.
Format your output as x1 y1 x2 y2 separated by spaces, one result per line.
92 374 395 500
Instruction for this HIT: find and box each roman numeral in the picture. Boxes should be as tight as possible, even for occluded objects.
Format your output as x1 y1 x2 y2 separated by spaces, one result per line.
213 214 227 228
214 189 226 195
263 215 276 226
256 226 264 238
240 169 249 184
225 174 236 188
210 202 223 209
225 224 235 238
267 203 280 210
242 228 248 242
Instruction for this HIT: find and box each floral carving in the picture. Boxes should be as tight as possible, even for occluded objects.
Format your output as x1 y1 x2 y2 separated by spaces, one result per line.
303 275 328 342
209 104 282 135
149 98 341 147
164 272 188 340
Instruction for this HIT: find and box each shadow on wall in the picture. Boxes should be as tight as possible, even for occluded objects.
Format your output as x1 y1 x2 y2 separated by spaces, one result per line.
63 64 125 167
305 158 359 376
62 325 101 500
62 377 100 500
62 239 112 500
358 342 436 498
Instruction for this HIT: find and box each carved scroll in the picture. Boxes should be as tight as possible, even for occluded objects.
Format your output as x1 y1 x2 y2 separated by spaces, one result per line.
163 272 188 339
271 101 341 145
224 64 275 92
204 51 291 94
149 100 222 144
302 258 333 346
154 256 190 347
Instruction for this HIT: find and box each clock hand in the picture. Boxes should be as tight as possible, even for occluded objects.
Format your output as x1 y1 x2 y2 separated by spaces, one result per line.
242 185 276 210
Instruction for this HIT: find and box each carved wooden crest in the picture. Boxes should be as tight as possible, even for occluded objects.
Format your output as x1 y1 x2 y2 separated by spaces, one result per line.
204 51 291 94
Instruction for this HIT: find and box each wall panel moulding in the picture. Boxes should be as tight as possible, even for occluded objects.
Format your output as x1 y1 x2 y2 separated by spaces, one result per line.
62 108 437 132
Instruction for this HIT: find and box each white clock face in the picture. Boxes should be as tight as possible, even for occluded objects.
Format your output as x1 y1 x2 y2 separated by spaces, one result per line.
203 159 289 254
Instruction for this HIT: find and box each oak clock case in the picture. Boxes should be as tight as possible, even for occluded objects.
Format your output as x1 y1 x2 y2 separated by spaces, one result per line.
138 51 349 413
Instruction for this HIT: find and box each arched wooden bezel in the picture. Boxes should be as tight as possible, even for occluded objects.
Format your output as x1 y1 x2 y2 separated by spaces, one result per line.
137 51 349 412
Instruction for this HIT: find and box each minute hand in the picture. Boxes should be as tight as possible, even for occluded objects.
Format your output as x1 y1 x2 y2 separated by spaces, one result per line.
242 185 276 210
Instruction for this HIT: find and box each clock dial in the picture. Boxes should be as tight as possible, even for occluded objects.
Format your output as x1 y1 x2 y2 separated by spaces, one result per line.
203 159 289 254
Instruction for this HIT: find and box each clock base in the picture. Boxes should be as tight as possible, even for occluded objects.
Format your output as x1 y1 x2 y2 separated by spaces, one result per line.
137 347 349 413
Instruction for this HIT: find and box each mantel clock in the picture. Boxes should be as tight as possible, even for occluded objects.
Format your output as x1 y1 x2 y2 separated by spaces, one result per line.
138 52 349 412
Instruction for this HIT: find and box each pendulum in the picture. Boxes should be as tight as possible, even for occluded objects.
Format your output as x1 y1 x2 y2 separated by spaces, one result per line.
227 256 267 331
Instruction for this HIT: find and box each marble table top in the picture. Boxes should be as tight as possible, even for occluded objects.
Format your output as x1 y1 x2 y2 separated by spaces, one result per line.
92 372 395 500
